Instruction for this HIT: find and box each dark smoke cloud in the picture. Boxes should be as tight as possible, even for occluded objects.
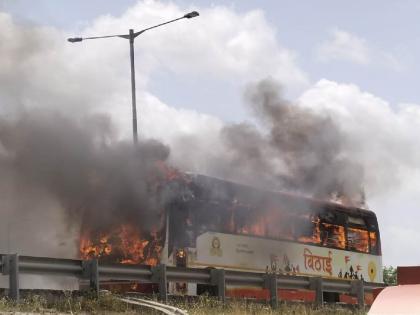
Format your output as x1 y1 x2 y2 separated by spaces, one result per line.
0 110 171 235
219 78 365 205
0 78 366 260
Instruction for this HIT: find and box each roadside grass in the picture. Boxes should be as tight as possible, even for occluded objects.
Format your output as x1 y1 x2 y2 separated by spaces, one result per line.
0 292 367 314
171 295 367 315
0 291 135 314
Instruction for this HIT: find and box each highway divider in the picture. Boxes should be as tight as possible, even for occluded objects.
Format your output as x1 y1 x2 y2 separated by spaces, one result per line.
0 253 384 308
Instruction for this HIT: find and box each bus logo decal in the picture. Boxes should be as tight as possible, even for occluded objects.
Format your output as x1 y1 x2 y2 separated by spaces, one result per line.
368 261 377 282
210 237 223 257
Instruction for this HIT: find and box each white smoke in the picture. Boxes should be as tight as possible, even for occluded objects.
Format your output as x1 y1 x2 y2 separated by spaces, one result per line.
298 80 420 265
299 79 420 197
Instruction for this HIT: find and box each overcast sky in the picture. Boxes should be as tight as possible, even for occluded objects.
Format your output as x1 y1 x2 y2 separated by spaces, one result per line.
1 0 420 267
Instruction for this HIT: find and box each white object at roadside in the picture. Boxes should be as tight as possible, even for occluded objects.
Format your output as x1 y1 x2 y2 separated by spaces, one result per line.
369 285 420 315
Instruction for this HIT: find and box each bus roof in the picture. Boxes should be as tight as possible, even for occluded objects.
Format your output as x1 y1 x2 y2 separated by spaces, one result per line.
185 173 377 219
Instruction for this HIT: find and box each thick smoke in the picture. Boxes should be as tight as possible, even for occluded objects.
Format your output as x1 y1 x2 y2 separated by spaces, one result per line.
0 111 171 235
218 79 365 205
0 7 368 270
0 111 174 289
1 3 420 269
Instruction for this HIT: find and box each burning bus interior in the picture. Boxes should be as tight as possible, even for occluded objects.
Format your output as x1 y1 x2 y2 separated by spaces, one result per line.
80 224 164 266
166 174 381 265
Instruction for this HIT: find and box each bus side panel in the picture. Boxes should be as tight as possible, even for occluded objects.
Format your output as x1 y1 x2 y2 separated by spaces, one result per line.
192 232 383 283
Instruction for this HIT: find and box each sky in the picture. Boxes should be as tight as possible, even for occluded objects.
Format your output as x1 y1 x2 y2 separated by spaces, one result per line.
0 0 419 268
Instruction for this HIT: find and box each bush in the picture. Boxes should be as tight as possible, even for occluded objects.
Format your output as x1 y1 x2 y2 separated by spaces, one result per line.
383 266 397 285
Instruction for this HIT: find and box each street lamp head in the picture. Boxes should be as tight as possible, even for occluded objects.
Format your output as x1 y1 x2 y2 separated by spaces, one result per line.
184 11 199 19
67 37 83 43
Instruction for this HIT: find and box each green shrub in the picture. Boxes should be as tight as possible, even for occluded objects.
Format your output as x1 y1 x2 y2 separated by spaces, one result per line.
383 266 397 285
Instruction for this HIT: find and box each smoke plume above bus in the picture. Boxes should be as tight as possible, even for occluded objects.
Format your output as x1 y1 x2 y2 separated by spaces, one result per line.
218 78 365 206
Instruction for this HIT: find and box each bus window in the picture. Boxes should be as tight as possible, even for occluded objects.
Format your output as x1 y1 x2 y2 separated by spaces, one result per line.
277 214 295 241
234 206 267 238
264 208 294 241
320 223 345 249
347 227 369 253
194 202 225 236
369 231 379 254
237 217 266 237
296 214 321 245
348 216 366 226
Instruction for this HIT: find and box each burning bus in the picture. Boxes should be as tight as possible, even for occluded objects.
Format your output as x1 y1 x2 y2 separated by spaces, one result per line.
162 174 382 297
80 171 382 300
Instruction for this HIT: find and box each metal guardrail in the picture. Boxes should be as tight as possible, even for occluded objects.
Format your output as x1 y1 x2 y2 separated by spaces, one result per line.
0 253 385 308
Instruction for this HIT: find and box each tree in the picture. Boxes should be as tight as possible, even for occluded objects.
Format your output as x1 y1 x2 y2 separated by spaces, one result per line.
383 266 397 285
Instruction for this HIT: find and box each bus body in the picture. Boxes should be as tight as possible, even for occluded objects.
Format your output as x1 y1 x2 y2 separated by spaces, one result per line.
160 174 382 300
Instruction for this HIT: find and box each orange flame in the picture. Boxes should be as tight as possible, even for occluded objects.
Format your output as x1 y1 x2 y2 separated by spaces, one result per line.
80 224 162 266
321 223 345 249
348 227 369 253
231 207 349 250
238 215 267 237
155 161 184 181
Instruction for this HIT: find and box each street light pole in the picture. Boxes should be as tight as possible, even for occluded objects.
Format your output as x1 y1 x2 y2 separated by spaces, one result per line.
68 11 199 145
129 29 138 144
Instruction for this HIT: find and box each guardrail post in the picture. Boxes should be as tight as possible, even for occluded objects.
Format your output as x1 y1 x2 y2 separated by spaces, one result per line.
351 280 365 308
152 264 167 303
264 273 278 309
309 277 323 305
82 259 99 297
9 254 20 302
1 254 20 302
210 269 226 302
